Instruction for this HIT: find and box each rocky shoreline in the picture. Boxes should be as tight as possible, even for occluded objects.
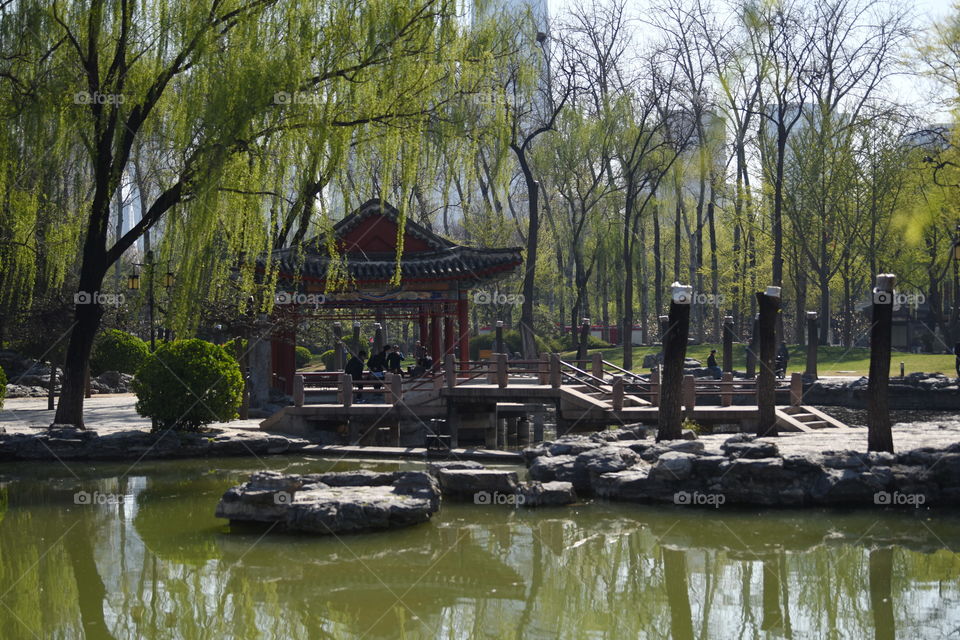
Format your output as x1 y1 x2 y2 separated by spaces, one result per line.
522 428 960 508
0 425 310 462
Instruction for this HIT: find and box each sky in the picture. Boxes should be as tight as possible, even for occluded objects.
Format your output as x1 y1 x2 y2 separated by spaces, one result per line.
544 0 957 122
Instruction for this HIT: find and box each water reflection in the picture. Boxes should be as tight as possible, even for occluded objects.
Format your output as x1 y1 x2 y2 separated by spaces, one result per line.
0 458 958 639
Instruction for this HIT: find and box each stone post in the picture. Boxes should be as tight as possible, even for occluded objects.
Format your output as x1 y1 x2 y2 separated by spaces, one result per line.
657 283 692 441
612 375 625 412
549 353 561 389
591 352 604 381
790 372 803 406
722 315 734 373
496 353 508 388
293 374 305 407
868 274 896 453
805 311 818 379
756 287 781 437
351 321 361 355
373 322 383 354
444 354 457 388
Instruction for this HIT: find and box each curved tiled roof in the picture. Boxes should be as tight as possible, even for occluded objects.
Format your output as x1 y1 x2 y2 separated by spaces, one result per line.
263 199 523 287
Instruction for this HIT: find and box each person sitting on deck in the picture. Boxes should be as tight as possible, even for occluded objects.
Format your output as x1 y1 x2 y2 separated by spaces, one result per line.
706 350 722 379
776 342 790 379
386 345 404 375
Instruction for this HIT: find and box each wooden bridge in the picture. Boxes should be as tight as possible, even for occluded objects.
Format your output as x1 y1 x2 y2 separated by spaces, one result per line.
260 353 849 447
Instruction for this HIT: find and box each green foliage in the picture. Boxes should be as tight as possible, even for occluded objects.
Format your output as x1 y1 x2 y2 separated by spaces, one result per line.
133 339 242 431
469 330 559 359
90 330 150 375
319 349 336 371
295 346 313 369
559 333 613 351
681 417 709 435
222 338 248 364
0 364 6 410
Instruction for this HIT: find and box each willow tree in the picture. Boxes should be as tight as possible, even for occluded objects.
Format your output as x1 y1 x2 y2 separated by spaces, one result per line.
0 0 507 427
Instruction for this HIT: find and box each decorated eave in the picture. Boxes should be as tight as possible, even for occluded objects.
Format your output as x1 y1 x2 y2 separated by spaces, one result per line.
261 199 523 288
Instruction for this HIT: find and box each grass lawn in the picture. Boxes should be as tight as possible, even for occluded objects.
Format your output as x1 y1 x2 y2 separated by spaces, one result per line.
563 344 957 378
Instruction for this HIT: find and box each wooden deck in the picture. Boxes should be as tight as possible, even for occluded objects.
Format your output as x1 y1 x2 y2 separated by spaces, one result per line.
262 354 850 445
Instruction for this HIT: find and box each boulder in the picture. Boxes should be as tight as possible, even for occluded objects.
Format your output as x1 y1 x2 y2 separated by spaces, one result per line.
216 470 440 533
426 460 486 476
723 440 780 460
576 445 641 476
547 436 603 457
517 481 577 507
436 469 518 501
650 452 696 482
594 465 653 500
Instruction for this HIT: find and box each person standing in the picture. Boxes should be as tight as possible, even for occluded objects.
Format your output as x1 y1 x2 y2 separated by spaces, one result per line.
706 350 721 379
386 344 404 375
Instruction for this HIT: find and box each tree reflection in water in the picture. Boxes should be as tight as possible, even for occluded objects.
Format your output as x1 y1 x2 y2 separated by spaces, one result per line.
0 461 958 638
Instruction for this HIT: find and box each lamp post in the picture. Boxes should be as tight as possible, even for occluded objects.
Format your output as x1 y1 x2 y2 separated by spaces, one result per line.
128 251 175 351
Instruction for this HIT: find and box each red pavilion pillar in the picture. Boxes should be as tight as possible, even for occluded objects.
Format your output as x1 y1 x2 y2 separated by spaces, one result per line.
457 295 469 363
443 304 455 362
430 305 442 368
418 304 429 353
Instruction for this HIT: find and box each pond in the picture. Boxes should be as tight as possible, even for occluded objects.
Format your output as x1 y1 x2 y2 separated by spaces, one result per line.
0 455 958 639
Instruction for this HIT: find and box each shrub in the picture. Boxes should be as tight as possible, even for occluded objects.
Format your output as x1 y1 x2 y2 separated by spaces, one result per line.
559 333 613 351
319 349 336 370
469 330 559 359
91 329 150 375
222 337 248 364
133 339 242 431
0 364 6 410
295 346 313 369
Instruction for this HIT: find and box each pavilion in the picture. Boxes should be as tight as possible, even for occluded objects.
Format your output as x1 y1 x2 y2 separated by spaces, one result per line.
261 199 523 395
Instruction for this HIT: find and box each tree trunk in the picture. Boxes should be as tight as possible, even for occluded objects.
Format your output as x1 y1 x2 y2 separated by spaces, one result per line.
654 208 663 320
516 150 539 359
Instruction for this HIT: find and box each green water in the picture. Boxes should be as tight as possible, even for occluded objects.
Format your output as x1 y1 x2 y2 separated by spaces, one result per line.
0 456 958 639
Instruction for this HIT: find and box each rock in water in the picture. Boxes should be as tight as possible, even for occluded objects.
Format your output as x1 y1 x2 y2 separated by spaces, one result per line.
216 470 440 534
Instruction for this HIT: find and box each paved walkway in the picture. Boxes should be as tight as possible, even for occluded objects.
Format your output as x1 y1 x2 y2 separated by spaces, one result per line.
0 394 264 435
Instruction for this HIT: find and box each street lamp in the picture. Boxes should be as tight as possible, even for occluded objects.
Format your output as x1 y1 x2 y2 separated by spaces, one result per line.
128 251 175 351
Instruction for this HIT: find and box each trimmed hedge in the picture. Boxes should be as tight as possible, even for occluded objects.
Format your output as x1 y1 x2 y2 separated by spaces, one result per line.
559 333 613 351
133 339 242 431
91 329 150 375
469 329 560 360
319 349 336 371
295 346 313 369
222 337 248 364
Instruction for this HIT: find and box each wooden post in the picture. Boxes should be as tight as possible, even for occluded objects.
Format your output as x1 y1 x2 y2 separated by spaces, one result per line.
756 287 781 437
649 368 660 407
351 321 361 355
496 353 508 388
805 311 818 379
549 353 561 389
612 375 625 412
495 320 504 355
591 351 604 381
293 374 305 407
333 322 344 371
577 318 591 362
538 352 549 385
389 373 403 404
339 373 353 408
868 274 895 453
790 372 803 406
722 315 734 373
444 354 456 389
745 314 759 379
486 352 497 384
682 375 696 415
373 322 383 355
721 372 733 407
657 283 692 441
